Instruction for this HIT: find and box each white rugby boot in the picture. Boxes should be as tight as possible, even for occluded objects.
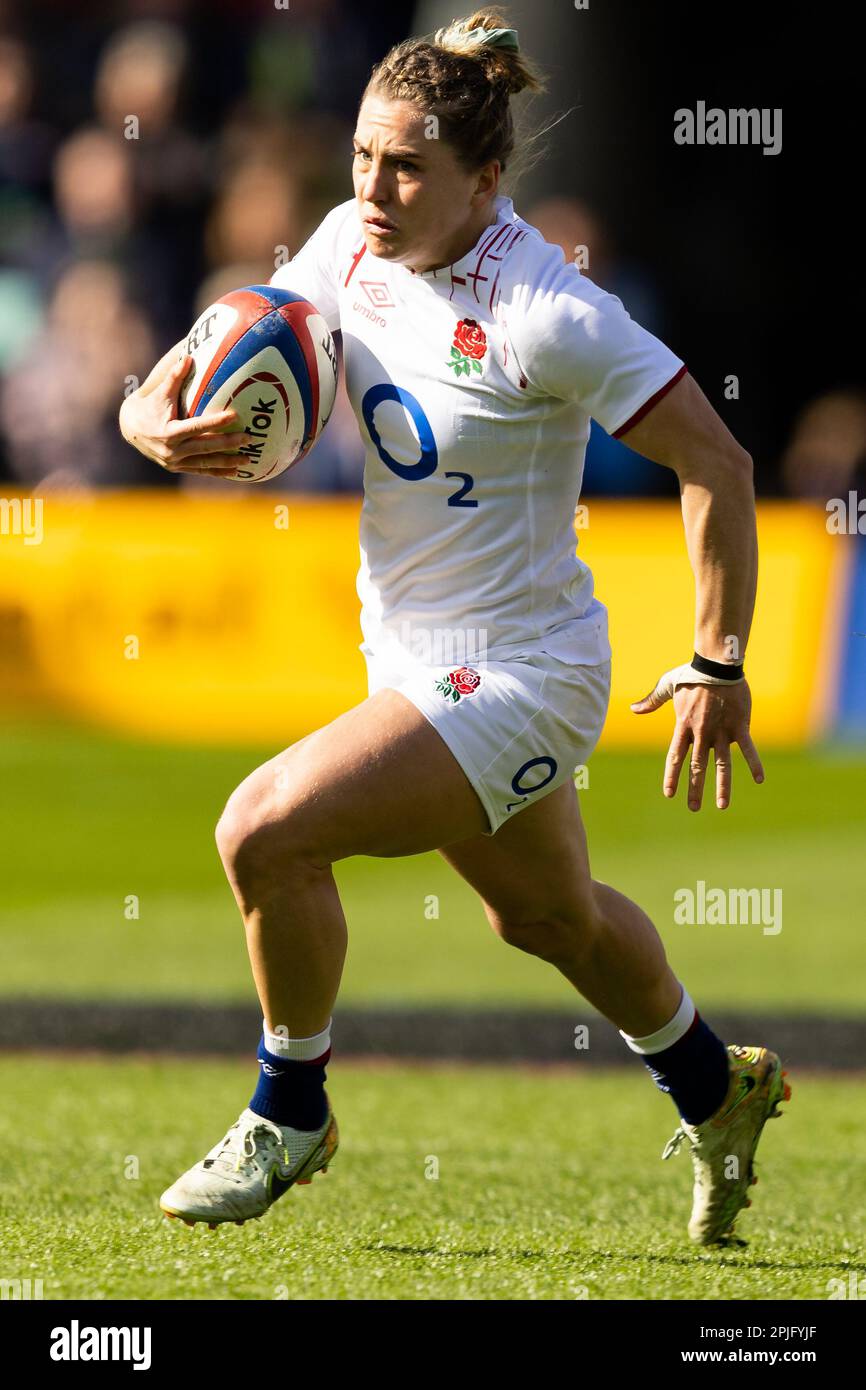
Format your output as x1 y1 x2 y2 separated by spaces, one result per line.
160 1099 338 1229
661 1044 791 1246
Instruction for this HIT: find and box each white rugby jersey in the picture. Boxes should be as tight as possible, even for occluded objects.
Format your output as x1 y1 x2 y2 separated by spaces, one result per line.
271 194 686 668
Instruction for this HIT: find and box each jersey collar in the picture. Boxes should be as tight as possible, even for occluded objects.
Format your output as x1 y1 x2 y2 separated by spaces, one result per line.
403 195 518 281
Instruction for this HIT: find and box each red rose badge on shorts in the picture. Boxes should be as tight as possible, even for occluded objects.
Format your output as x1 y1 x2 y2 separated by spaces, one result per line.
447 319 487 377
434 666 482 704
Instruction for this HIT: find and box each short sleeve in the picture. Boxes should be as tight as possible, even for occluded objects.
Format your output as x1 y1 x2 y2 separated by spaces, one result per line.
269 201 350 334
508 246 686 437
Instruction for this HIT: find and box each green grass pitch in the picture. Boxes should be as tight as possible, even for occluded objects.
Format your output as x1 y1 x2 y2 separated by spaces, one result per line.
2 723 863 1300
0 722 864 1010
0 1056 863 1300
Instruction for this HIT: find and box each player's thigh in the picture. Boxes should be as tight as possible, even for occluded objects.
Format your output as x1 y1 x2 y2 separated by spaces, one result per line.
438 777 597 930
218 687 489 867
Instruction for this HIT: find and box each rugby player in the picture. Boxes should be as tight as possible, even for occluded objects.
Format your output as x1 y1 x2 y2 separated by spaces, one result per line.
119 7 789 1245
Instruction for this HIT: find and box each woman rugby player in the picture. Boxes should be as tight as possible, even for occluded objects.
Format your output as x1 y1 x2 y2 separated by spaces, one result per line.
119 8 789 1246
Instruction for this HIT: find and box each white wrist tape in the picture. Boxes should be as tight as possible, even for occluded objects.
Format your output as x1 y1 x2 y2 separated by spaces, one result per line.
655 661 746 699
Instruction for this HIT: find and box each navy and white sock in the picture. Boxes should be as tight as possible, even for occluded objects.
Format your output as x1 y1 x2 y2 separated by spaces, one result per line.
249 1019 331 1131
620 987 730 1125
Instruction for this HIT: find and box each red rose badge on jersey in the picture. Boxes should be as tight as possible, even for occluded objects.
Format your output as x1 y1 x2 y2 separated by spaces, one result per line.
434 666 482 703
447 319 487 377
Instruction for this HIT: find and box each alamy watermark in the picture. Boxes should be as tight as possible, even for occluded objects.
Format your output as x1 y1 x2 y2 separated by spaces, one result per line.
0 497 43 545
674 102 782 156
827 1273 866 1299
388 620 490 666
674 880 782 935
826 491 866 534
49 1322 151 1370
1 1277 44 1299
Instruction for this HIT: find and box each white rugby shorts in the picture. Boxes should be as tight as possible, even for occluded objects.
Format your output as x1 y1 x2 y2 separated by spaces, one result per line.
361 642 611 835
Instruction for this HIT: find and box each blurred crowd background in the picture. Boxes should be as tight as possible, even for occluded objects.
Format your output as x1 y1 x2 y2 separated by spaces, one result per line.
0 0 861 498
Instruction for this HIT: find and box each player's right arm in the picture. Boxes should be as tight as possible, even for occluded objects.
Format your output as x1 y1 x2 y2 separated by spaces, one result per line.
119 202 347 474
119 343 251 477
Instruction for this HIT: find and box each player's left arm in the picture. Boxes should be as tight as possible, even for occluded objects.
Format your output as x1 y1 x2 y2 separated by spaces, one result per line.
616 369 764 812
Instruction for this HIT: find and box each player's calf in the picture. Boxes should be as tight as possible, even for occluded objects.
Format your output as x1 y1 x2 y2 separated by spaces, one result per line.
490 903 601 975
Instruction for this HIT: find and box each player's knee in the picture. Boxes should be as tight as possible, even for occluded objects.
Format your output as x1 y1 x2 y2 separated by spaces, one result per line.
215 785 266 878
493 901 601 965
215 772 319 884
218 783 286 878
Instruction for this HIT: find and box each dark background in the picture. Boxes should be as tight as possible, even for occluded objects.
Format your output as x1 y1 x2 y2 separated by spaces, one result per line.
0 0 859 496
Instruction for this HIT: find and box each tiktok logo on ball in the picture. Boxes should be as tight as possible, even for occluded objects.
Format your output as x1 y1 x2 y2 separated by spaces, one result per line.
228 375 289 466
238 398 277 462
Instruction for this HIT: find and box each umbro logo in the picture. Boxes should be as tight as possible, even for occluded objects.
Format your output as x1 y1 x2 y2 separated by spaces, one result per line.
352 299 387 327
358 280 394 308
259 1061 282 1077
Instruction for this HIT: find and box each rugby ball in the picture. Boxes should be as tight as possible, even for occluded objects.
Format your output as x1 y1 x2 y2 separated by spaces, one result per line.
177 285 338 482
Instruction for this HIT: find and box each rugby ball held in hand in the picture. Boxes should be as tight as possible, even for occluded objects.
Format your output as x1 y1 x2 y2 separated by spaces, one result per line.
178 285 337 482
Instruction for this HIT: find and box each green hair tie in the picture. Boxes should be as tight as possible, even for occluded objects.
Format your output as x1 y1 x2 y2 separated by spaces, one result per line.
462 25 520 50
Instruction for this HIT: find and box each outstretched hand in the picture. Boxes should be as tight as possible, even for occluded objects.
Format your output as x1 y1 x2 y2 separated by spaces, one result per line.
631 676 764 810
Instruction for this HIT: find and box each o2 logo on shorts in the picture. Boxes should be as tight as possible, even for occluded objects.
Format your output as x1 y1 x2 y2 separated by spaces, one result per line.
504 756 558 813
361 384 477 507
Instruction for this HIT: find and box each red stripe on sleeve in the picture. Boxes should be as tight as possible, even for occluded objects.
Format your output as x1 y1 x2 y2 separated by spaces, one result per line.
611 363 688 439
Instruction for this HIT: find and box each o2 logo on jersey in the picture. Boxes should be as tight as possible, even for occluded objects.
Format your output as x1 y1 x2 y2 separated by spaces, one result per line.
361 383 477 507
504 756 558 813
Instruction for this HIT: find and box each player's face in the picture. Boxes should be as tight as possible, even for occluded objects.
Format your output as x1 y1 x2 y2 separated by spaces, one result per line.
352 92 499 273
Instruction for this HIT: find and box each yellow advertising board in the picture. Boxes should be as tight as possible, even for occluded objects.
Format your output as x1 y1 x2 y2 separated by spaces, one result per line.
0 493 843 747
576 500 845 747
